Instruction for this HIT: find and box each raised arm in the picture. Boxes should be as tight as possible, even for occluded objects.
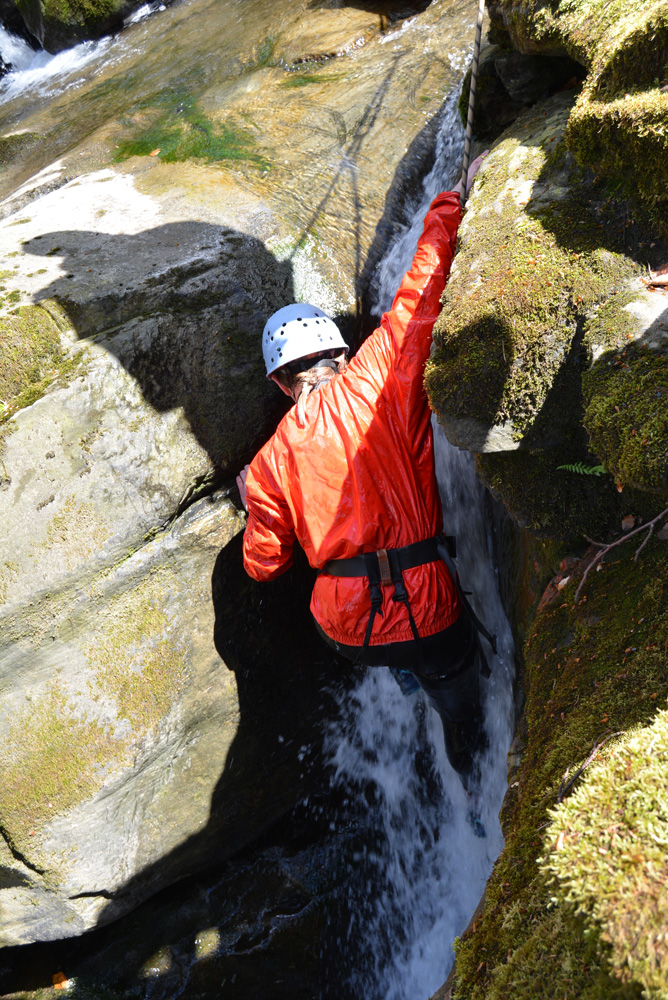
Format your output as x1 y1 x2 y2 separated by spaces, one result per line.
348 191 461 426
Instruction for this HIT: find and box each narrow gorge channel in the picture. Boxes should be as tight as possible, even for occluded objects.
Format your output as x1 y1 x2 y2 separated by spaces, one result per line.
0 3 517 994
3 0 667 998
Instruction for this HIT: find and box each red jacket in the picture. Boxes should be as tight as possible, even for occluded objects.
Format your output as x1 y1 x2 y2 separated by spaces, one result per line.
243 191 462 647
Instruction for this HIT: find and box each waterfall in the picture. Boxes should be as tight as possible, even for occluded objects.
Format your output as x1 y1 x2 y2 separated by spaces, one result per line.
324 87 515 1000
0 27 112 100
0 1 162 103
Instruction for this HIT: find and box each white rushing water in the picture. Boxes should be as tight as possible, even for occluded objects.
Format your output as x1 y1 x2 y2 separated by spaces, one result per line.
0 25 113 101
325 87 515 999
0 0 162 104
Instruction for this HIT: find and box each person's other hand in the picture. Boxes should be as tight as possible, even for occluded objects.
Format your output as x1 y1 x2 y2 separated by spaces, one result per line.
453 149 489 198
236 464 250 511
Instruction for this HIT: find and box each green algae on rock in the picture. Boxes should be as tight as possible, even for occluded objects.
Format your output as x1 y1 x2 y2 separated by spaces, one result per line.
114 91 270 170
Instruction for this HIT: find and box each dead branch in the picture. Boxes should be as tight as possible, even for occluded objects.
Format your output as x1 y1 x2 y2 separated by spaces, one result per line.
557 731 625 803
575 505 668 602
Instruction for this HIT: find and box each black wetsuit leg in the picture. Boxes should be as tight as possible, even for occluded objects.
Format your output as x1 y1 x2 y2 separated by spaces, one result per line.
411 614 487 790
313 612 487 788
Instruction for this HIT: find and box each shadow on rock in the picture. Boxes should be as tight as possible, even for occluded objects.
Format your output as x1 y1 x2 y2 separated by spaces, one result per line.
23 222 303 478
0 537 355 999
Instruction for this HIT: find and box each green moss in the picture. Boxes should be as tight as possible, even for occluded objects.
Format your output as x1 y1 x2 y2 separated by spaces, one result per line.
491 0 665 80
114 89 270 169
0 305 67 424
452 531 668 1000
489 0 668 204
36 0 125 31
543 710 668 996
426 96 636 443
583 345 668 493
0 684 127 846
566 88 668 204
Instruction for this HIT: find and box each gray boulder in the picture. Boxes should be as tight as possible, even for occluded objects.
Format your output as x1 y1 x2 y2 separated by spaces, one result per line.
0 169 338 945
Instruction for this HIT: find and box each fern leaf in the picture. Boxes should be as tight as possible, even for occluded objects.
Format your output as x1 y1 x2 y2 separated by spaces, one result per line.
557 462 606 477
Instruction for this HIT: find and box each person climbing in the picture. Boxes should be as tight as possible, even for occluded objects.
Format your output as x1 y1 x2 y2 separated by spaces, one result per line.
237 155 491 835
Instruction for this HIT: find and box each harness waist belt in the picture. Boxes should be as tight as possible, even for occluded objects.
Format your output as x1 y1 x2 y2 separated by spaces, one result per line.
321 535 456 578
319 533 496 668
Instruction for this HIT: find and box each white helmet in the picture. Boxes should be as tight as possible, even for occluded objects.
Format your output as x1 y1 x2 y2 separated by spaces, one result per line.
262 303 348 377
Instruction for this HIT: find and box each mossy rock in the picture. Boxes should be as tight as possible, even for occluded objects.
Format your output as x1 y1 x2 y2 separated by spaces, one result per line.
566 87 668 205
486 0 668 204
426 91 637 453
451 523 668 1000
0 303 83 425
544 709 668 996
427 88 668 513
583 343 668 494
13 0 145 52
475 448 622 539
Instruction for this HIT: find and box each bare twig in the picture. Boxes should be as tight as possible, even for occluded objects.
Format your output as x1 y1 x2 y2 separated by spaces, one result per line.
557 731 624 802
634 523 654 561
556 765 571 800
583 534 606 548
575 505 668 601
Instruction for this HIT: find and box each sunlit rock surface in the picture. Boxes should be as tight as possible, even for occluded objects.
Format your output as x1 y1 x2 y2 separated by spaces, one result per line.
487 0 668 204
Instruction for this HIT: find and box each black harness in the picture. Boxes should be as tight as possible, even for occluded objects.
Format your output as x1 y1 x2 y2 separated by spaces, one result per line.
320 534 496 670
